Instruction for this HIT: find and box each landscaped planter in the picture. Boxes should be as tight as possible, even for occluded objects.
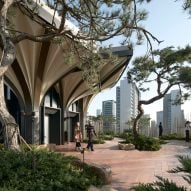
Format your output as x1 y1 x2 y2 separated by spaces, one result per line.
72 159 112 184
118 142 135 150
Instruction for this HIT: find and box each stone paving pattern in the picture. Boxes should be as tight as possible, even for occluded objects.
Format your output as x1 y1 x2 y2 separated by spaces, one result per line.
56 138 191 191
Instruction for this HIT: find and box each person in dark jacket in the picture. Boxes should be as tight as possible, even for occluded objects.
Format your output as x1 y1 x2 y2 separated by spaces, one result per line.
159 122 163 137
185 121 190 142
85 121 97 151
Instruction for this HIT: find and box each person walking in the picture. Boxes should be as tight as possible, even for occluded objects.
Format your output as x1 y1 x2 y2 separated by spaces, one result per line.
185 121 190 142
74 122 82 151
86 121 97 151
159 122 163 138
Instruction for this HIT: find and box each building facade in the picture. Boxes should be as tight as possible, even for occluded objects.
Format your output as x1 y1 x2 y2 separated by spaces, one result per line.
102 100 116 133
150 120 157 137
0 0 133 145
156 111 163 136
117 78 139 133
96 109 102 116
139 114 151 136
163 90 185 136
116 86 120 133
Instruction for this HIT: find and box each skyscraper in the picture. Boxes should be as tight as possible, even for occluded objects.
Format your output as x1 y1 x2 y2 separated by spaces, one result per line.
163 89 185 135
116 78 139 133
96 109 101 116
116 86 120 133
156 111 163 125
102 100 116 132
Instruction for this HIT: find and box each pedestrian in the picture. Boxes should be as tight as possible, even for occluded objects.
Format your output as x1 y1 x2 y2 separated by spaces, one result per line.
86 121 97 151
159 122 163 137
185 121 190 142
74 122 82 151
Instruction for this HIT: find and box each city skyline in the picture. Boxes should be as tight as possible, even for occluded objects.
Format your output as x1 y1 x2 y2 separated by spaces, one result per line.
88 85 188 119
88 0 191 120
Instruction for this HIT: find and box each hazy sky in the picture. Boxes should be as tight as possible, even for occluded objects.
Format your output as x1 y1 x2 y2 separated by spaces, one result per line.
88 0 191 120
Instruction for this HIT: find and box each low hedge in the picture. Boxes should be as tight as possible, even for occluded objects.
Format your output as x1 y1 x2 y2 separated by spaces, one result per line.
83 139 105 144
0 150 104 191
134 135 161 151
160 134 185 140
118 133 161 151
99 134 114 140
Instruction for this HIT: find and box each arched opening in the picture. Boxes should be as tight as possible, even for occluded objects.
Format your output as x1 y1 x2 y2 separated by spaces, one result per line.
41 88 61 145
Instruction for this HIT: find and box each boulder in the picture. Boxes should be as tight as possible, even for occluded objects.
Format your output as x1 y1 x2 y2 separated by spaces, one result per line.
118 142 135 150
36 144 56 151
89 163 112 184
72 160 112 184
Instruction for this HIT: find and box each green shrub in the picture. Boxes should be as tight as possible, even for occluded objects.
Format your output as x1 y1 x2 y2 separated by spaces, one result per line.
124 134 134 144
118 133 161 151
159 139 168 145
0 144 4 150
169 155 191 182
99 134 114 140
132 155 191 190
160 134 184 140
131 183 156 191
134 135 161 151
103 130 114 136
117 132 134 143
117 132 128 139
132 176 188 191
0 150 104 191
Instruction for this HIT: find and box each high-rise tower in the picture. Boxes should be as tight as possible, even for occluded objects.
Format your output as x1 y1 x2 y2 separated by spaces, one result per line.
116 78 139 133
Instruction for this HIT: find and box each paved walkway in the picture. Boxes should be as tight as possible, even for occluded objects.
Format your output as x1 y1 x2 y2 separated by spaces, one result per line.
56 138 191 191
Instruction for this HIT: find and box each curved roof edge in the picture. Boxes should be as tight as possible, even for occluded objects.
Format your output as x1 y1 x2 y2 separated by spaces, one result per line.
112 46 133 57
81 46 133 111
29 0 79 35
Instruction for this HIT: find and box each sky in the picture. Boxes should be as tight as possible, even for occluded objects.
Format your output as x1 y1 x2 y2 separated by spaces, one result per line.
87 0 191 121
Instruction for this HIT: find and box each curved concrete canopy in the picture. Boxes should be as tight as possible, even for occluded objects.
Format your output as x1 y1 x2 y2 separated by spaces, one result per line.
4 2 133 112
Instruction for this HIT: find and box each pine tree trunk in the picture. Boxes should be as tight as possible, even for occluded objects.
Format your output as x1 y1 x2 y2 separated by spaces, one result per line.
132 102 144 140
132 119 139 139
0 0 20 151
0 76 20 151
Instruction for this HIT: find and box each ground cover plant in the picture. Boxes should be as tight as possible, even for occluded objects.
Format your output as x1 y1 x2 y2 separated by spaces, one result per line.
133 135 161 151
0 150 104 191
99 132 114 141
83 131 114 144
118 132 161 151
83 139 105 144
131 155 191 191
160 133 185 140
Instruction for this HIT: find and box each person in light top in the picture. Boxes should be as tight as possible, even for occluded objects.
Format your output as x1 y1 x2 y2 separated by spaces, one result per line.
74 122 82 151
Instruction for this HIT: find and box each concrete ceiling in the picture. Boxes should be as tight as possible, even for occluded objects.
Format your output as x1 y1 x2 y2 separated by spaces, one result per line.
4 1 133 111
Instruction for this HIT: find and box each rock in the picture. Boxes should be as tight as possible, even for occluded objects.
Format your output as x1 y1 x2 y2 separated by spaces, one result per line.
36 144 56 151
118 142 135 150
71 160 112 184
88 185 118 191
89 163 112 184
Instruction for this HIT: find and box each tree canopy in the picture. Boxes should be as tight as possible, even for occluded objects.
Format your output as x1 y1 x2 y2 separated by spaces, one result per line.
0 0 191 149
0 0 158 150
127 45 191 136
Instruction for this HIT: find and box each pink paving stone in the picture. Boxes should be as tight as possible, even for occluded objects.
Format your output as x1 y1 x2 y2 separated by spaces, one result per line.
56 138 191 191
